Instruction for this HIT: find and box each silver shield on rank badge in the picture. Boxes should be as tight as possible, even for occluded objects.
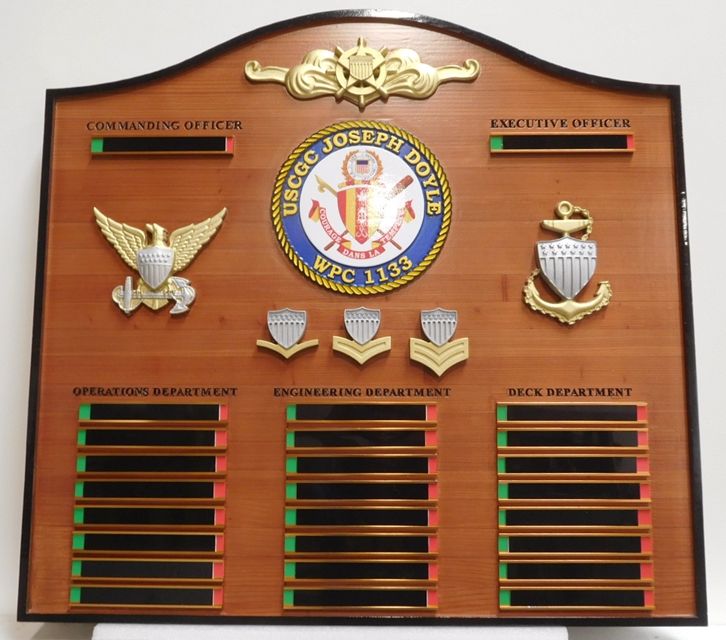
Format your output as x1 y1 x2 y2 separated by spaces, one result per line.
420 308 458 346
267 308 307 349
537 236 597 300
344 307 381 345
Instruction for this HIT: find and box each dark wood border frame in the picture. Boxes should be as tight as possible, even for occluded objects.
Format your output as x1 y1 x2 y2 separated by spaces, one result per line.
17 9 707 626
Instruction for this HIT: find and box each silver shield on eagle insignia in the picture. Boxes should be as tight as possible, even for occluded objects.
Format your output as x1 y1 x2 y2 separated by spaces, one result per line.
267 308 307 349
421 308 458 346
537 236 597 300
344 307 381 345
136 245 174 290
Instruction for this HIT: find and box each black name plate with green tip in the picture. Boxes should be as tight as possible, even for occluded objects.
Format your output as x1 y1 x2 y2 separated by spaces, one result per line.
291 404 432 422
79 428 224 448
77 455 223 474
500 482 646 501
75 480 224 501
498 456 644 475
91 136 234 155
286 507 433 528
71 586 222 608
500 561 650 581
73 558 223 581
79 404 227 422
490 133 634 153
285 534 435 555
289 482 433 501
288 456 432 475
501 534 648 554
286 560 432 581
284 588 432 609
500 508 646 528
72 532 222 554
289 430 431 448
498 404 645 423
498 430 645 448
500 588 652 610
75 506 223 527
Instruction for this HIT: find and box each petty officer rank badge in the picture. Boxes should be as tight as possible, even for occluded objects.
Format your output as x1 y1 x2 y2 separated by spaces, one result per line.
272 121 451 295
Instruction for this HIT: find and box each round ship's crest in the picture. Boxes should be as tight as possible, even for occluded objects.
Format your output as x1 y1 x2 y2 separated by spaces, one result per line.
272 121 451 295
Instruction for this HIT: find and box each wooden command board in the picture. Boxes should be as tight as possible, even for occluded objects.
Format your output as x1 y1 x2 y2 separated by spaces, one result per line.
19 10 706 626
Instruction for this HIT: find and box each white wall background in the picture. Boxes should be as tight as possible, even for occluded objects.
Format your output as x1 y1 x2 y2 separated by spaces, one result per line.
1 1 723 638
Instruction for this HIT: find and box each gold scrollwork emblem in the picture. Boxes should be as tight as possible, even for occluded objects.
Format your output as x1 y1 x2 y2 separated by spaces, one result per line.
245 37 480 110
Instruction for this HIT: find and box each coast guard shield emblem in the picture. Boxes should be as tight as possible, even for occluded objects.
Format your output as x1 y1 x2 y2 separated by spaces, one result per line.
537 236 597 300
267 309 307 349
344 307 381 345
136 245 174 290
421 308 458 346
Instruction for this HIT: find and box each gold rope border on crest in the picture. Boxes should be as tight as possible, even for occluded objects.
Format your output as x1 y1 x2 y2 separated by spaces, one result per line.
271 120 452 295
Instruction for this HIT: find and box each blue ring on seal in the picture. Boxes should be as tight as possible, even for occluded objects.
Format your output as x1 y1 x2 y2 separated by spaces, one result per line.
272 121 451 295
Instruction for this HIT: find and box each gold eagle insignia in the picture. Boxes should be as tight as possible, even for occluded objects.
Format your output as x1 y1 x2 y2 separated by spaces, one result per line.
93 207 227 315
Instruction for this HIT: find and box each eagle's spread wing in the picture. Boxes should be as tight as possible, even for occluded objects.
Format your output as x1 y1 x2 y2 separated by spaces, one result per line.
93 207 147 271
169 208 227 273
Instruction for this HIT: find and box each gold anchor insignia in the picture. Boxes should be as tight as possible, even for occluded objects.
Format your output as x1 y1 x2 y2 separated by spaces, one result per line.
523 201 613 325
244 37 480 110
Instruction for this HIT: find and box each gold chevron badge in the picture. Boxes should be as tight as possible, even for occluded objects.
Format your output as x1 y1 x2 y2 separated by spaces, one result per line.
256 308 319 360
410 308 469 377
245 37 480 110
93 207 226 315
332 308 391 365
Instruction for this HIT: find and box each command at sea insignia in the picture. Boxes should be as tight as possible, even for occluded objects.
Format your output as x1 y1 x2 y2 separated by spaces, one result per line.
272 120 451 295
93 207 226 315
523 201 613 324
